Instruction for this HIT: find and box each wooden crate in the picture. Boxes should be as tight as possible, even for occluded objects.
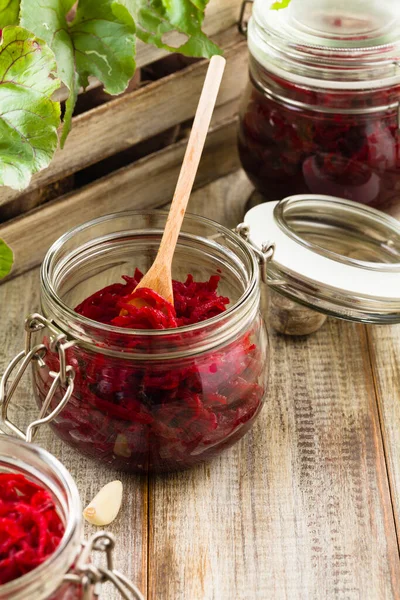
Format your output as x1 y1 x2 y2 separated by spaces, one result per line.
0 0 249 281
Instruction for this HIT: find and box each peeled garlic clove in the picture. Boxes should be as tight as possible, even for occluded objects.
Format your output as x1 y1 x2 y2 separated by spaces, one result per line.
83 480 123 526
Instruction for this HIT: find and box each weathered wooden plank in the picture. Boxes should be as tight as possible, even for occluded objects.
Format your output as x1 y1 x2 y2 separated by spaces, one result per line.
0 97 240 224
366 324 400 547
147 172 400 600
0 117 240 281
0 26 247 212
0 269 148 600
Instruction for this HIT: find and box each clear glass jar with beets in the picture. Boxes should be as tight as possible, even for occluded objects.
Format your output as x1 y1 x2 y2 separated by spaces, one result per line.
0 437 84 600
238 0 400 214
30 212 269 473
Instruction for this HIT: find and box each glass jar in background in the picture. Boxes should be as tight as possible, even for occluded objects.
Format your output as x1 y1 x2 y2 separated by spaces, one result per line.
29 212 269 473
238 0 400 214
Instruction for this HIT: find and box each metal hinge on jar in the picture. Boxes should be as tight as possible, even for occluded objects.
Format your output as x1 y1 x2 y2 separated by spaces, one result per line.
0 313 75 442
235 222 275 284
238 0 254 36
64 532 144 600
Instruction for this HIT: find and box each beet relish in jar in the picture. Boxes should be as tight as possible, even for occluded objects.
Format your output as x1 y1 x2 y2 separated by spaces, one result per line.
0 438 83 600
238 0 400 213
31 212 269 473
0 437 143 599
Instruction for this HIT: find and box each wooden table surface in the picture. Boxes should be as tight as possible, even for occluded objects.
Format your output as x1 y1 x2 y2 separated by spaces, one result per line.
1 169 400 600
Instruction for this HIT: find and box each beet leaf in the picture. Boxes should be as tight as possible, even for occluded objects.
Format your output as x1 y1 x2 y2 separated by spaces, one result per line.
127 0 221 58
21 0 136 146
0 0 19 26
0 239 13 279
0 26 60 189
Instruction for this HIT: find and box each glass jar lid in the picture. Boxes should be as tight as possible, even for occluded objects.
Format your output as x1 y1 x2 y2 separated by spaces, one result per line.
249 0 400 88
244 195 400 323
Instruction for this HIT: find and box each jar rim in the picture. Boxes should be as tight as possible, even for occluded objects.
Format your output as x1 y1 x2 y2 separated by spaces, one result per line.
0 438 82 599
41 210 260 350
249 0 400 89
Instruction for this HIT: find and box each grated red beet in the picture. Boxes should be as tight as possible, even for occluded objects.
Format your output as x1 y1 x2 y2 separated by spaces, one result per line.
0 473 65 585
74 269 230 329
35 271 265 472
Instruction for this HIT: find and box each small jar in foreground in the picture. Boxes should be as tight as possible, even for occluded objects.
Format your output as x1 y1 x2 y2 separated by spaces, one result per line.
0 437 84 600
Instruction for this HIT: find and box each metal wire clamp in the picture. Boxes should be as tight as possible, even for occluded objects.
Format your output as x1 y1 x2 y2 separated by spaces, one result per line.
0 313 75 443
64 532 145 600
235 222 275 284
238 0 254 36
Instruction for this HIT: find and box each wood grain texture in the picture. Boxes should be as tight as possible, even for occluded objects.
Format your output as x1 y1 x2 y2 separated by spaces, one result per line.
1 170 400 600
0 117 240 281
0 27 247 212
367 324 400 548
148 321 400 600
148 172 400 600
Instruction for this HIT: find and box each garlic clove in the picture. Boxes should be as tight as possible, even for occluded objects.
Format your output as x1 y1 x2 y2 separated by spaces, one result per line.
83 480 123 526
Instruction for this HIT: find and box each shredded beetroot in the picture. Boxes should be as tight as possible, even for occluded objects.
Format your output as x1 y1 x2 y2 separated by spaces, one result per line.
75 269 230 329
0 474 65 585
34 271 266 472
238 60 400 212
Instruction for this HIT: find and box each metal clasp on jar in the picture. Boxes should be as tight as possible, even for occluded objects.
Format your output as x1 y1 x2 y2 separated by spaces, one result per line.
64 532 144 600
238 0 254 36
0 313 75 442
235 222 275 284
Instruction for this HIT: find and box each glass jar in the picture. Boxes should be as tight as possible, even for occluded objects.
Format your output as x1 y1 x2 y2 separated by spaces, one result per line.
0 437 82 600
238 0 400 213
0 438 144 599
0 435 82 600
3 212 269 473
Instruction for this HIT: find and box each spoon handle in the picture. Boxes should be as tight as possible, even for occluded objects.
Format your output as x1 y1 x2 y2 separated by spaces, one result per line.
157 55 226 265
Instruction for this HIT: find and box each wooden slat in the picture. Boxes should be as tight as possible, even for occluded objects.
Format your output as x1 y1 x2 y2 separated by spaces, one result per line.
366 324 400 547
0 26 247 212
0 269 148 599
0 117 240 281
147 172 400 600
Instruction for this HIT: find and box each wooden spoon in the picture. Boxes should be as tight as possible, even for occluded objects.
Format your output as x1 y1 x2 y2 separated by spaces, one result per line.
123 55 226 309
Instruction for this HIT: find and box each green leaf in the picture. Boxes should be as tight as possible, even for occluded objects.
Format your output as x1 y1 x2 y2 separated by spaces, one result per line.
71 0 136 94
0 0 20 26
0 239 13 279
128 0 222 58
271 0 292 9
21 0 136 147
0 27 61 190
